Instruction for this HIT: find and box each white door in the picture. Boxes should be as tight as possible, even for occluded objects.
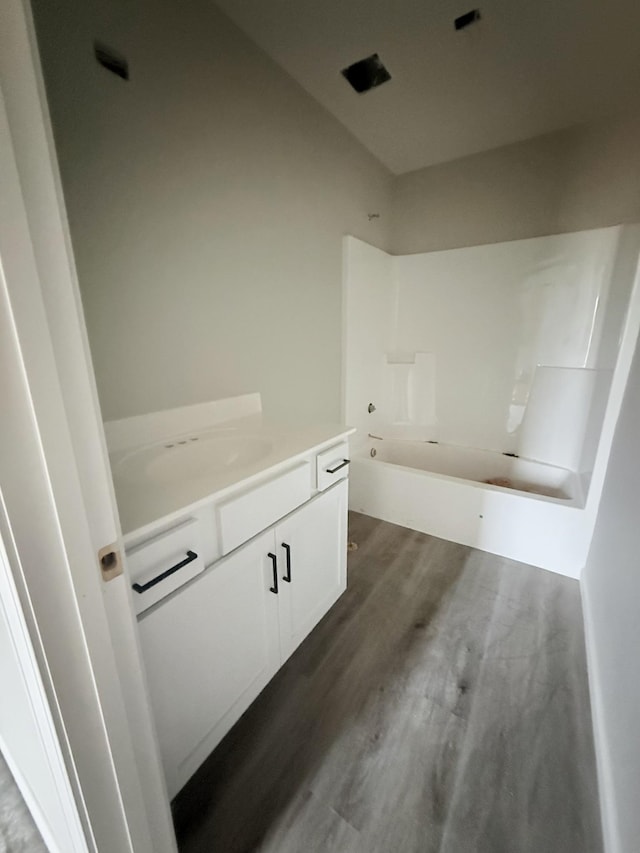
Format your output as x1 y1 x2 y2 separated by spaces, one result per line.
0 531 87 853
0 2 176 850
277 481 348 661
138 532 280 798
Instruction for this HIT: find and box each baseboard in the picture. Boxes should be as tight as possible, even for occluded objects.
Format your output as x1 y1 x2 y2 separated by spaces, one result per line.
581 581 620 853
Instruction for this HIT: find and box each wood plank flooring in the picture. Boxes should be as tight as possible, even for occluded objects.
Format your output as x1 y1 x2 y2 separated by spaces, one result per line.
173 512 602 853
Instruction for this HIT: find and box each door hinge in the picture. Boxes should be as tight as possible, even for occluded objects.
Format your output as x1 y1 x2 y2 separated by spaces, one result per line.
98 543 123 582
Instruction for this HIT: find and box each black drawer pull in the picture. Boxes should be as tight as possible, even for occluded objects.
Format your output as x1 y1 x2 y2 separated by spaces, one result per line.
325 458 350 474
282 542 292 582
132 550 198 594
268 552 278 594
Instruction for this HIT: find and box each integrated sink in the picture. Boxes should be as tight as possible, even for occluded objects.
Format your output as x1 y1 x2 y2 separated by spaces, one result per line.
115 431 274 486
104 394 355 536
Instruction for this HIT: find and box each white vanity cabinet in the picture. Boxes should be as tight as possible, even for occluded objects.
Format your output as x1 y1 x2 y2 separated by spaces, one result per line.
137 478 348 799
137 529 280 797
276 479 347 661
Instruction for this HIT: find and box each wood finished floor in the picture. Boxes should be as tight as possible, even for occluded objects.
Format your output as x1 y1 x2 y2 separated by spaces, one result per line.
173 512 602 853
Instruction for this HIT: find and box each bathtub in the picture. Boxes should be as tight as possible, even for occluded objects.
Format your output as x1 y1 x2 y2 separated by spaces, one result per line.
367 438 579 501
349 437 590 578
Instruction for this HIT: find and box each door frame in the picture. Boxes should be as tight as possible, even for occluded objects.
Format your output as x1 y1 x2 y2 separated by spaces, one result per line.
0 519 88 853
0 2 177 851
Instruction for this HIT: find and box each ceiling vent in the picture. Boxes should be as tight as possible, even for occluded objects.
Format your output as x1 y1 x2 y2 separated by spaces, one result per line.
341 53 391 94
94 42 129 80
454 9 481 30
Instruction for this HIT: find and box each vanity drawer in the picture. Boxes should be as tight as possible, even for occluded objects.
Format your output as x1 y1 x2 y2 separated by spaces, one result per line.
217 462 311 555
316 441 350 491
127 518 205 615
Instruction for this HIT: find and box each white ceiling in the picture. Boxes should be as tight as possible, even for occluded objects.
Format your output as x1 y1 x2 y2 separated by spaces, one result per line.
214 0 640 175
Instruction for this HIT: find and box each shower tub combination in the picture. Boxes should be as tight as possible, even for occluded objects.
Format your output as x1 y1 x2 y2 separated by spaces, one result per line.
349 436 590 578
344 226 640 578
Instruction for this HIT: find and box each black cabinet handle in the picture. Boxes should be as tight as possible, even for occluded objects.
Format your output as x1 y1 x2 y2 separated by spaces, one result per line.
132 550 198 594
282 542 292 582
325 458 350 474
268 552 278 594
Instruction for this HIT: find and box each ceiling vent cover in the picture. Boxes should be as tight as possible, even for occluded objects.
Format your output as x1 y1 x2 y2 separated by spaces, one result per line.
341 53 391 94
454 9 481 30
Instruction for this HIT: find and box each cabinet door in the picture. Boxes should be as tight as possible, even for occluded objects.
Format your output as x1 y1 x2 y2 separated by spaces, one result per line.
276 479 348 662
137 530 279 798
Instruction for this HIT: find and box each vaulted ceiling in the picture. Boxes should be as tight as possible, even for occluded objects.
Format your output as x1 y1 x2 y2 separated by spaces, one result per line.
215 0 640 174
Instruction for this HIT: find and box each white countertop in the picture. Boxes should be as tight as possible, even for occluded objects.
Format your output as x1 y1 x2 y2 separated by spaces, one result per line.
109 413 354 539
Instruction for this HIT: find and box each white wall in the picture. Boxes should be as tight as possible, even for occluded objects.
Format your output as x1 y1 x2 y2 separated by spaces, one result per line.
342 237 394 430
31 0 391 424
582 335 640 853
392 112 640 256
32 0 640 430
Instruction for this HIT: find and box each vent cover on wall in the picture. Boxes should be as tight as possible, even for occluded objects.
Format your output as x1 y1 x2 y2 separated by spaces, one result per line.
341 53 391 94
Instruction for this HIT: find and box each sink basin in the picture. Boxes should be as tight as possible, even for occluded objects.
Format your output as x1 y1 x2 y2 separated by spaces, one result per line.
115 432 274 485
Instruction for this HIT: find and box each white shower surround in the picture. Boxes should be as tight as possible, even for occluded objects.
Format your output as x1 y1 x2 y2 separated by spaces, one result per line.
344 226 640 576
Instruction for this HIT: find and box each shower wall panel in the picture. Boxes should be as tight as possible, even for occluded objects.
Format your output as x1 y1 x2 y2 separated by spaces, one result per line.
345 225 640 474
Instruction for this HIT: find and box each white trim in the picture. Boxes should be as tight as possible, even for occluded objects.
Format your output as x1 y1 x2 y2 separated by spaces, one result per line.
0 2 176 849
0 738 64 853
581 581 621 853
0 524 87 853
